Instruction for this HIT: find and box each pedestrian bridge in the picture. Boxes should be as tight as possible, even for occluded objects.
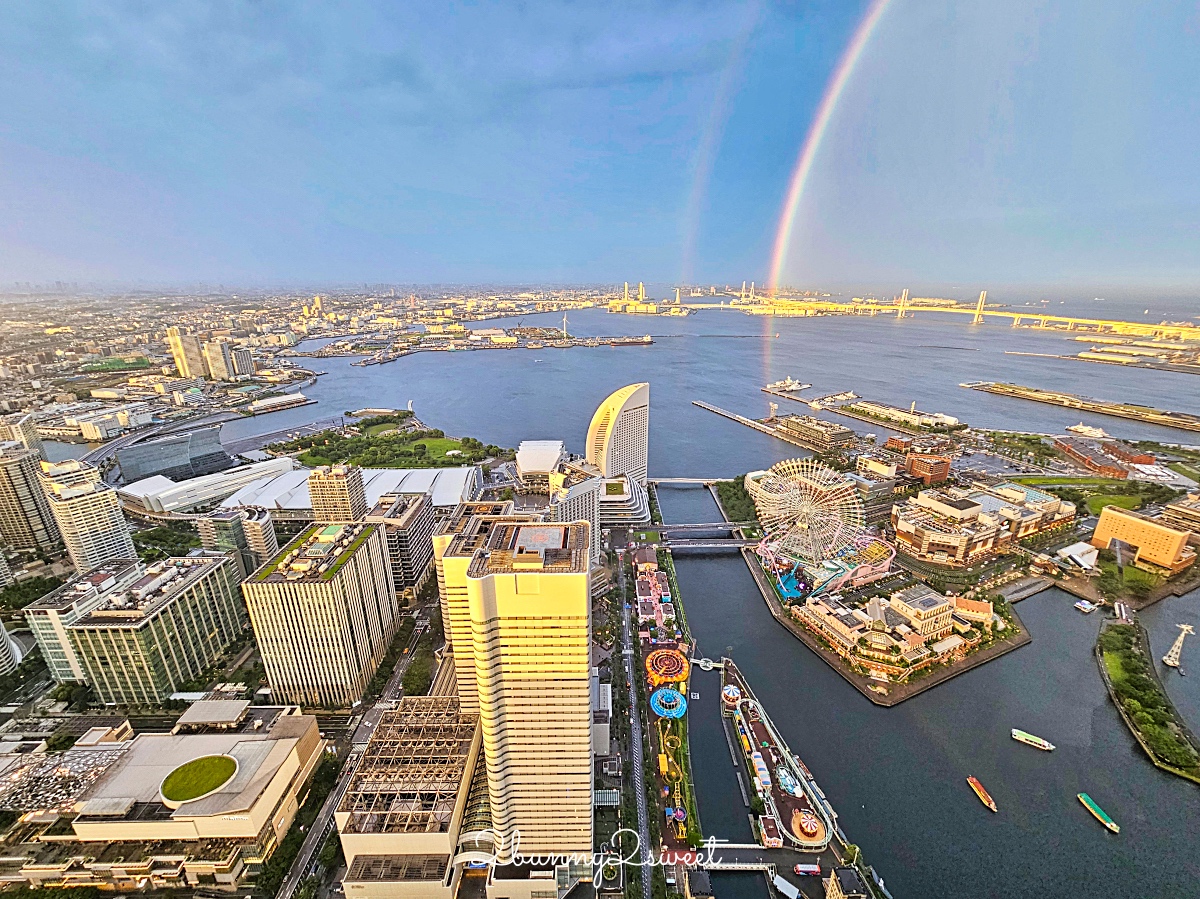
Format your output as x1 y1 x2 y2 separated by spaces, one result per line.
657 521 756 532
666 538 758 551
650 478 725 486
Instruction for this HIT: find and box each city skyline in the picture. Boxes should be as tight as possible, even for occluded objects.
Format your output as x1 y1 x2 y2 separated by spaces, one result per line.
0 4 1198 897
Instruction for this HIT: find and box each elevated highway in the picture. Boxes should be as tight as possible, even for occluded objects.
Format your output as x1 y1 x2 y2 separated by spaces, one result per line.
670 297 1200 341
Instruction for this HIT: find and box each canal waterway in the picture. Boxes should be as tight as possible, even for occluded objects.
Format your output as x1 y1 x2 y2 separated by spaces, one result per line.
214 307 1200 897
657 484 1200 899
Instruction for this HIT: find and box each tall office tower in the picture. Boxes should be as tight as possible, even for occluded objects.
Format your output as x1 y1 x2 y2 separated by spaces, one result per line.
230 346 256 377
465 521 592 861
586 382 650 486
366 492 435 595
0 412 44 459
309 464 368 521
432 502 525 714
67 555 246 704
165 326 207 380
0 552 11 589
0 444 59 550
202 340 235 381
242 523 398 707
27 560 144 683
40 460 136 573
198 507 278 578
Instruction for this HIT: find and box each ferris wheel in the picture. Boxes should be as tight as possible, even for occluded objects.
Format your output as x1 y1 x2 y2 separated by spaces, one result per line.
748 458 865 562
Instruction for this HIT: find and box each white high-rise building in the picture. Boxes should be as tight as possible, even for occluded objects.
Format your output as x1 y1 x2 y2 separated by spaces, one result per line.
230 346 256 377
547 462 603 564
586 382 649 486
242 522 398 708
203 340 235 381
0 413 44 459
26 560 144 683
464 521 592 862
0 443 59 550
40 460 136 574
197 506 280 578
309 464 368 521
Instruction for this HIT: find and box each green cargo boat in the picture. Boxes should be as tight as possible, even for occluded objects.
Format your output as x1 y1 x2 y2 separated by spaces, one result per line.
1078 793 1120 833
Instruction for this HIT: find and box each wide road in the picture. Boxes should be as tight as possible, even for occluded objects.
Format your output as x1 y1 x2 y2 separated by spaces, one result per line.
277 744 362 899
351 622 426 746
279 616 428 898
618 552 652 899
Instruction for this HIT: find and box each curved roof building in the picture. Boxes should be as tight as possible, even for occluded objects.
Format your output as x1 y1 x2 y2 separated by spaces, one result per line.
586 383 649 485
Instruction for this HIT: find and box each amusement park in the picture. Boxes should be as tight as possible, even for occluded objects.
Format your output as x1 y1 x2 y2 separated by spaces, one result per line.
746 458 895 604
740 458 1029 694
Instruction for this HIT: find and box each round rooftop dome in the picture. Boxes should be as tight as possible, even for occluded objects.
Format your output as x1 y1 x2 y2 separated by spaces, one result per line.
159 754 238 808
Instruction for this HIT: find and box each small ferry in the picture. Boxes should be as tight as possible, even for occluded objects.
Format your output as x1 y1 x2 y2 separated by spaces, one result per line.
1011 729 1055 751
1075 600 1098 614
1066 422 1110 438
1078 793 1120 833
967 776 997 812
766 377 811 392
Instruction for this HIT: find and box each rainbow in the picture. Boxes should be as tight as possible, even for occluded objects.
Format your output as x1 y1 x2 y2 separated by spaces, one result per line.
767 0 893 297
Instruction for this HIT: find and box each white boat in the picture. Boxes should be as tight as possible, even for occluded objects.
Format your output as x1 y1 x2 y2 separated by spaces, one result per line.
1075 600 1098 613
1066 422 1110 438
766 377 811 392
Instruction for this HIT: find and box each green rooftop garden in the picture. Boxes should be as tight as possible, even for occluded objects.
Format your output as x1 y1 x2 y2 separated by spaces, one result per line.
160 755 236 803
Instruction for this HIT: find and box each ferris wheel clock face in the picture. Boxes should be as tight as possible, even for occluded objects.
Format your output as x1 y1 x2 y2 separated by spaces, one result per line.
750 458 865 563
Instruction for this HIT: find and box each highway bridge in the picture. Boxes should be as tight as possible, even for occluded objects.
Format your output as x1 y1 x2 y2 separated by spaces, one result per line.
668 293 1200 341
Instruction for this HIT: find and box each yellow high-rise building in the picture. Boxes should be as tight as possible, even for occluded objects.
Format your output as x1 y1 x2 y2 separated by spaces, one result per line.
465 521 592 862
432 502 526 714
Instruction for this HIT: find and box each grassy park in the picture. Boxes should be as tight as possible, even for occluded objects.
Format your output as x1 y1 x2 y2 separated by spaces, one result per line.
1098 623 1200 782
270 418 509 469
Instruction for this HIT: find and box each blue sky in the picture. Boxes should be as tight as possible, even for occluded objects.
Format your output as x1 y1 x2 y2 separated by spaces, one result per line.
1 2 1198 291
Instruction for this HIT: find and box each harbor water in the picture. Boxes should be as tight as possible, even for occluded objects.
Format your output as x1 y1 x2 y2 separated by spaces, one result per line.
217 308 1200 897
